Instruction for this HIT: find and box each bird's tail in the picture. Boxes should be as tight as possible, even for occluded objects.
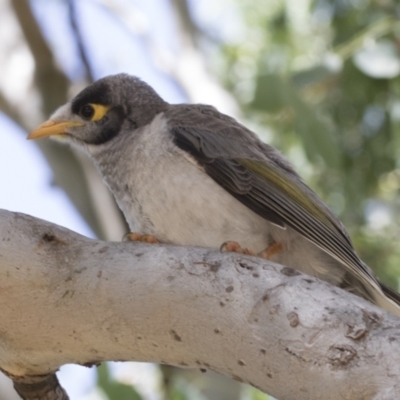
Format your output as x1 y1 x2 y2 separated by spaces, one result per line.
350 260 400 318
342 267 400 318
373 282 400 318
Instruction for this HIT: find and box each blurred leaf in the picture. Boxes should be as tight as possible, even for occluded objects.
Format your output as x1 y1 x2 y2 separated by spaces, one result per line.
353 40 400 79
334 16 397 60
250 387 271 400
165 376 207 400
291 65 337 88
167 385 188 400
251 74 289 112
97 363 143 400
252 74 342 169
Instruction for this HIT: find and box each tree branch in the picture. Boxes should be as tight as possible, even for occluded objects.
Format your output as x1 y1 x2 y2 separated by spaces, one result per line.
168 0 240 115
0 209 399 400
0 90 26 130
67 0 95 83
10 373 68 400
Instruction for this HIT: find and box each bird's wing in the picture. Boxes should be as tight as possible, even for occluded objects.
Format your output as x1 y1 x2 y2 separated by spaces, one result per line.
166 104 381 291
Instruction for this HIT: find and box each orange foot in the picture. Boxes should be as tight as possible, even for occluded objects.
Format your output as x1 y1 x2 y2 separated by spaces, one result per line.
123 232 159 244
220 241 254 256
258 241 283 260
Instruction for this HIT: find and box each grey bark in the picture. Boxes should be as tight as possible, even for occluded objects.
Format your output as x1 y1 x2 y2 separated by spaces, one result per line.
0 209 399 400
11 374 68 400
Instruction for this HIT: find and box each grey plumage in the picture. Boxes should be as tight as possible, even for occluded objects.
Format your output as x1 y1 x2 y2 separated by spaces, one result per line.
29 73 400 317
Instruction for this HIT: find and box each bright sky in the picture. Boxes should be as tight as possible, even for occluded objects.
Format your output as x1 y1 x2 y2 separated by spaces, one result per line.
0 116 95 236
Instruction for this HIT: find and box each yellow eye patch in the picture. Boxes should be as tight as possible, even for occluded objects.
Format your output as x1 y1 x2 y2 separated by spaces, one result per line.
79 103 110 121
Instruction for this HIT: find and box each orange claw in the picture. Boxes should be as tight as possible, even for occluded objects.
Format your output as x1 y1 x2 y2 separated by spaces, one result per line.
258 241 283 260
220 241 254 256
123 232 159 244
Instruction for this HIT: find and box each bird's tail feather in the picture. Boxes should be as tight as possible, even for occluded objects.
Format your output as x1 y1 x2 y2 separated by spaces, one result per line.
374 282 400 318
341 271 400 318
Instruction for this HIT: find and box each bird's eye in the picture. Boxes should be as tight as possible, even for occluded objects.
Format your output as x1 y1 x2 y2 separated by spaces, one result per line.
80 104 95 120
79 103 110 121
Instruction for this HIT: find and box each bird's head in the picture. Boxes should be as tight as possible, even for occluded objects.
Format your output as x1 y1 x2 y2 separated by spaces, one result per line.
28 74 167 147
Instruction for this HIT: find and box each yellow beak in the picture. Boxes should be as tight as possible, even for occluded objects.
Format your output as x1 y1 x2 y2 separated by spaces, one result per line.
28 120 83 140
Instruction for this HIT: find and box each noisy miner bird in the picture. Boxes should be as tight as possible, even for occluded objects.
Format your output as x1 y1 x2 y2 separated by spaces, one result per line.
29 73 400 317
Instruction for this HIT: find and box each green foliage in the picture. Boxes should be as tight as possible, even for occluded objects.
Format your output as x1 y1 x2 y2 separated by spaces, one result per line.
164 377 204 400
249 387 273 400
97 363 143 400
252 73 341 169
216 0 400 290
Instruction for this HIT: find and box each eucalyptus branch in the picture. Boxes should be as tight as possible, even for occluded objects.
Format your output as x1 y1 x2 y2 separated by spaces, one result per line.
67 0 95 83
0 209 399 400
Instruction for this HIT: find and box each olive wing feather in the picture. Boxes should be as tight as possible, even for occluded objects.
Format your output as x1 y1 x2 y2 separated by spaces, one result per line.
167 105 380 290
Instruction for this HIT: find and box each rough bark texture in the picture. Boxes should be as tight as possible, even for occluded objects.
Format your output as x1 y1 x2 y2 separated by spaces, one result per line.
0 209 400 400
12 374 68 400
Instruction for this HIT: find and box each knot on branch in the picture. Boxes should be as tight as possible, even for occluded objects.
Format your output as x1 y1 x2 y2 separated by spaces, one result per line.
12 373 68 400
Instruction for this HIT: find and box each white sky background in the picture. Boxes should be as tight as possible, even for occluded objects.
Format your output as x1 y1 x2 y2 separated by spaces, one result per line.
0 0 240 399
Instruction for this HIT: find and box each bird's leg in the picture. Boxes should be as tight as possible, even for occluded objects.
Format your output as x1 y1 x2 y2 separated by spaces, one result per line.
220 241 254 256
220 240 283 260
257 241 283 260
123 232 159 244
